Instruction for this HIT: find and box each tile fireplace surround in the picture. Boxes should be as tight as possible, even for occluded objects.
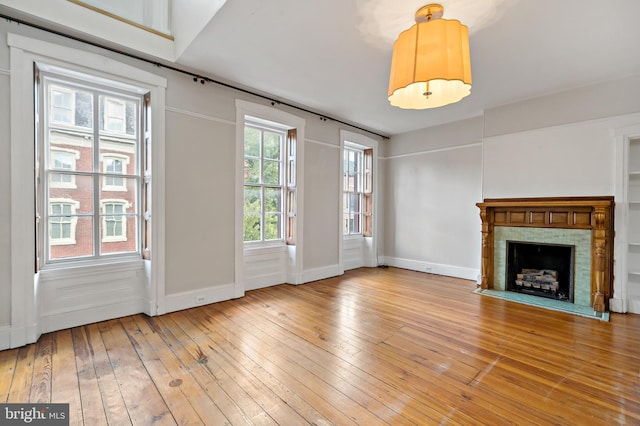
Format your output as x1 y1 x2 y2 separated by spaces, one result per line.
476 197 614 313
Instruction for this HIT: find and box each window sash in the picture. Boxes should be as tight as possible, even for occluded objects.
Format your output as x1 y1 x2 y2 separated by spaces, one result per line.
343 147 365 236
243 123 286 243
40 72 143 264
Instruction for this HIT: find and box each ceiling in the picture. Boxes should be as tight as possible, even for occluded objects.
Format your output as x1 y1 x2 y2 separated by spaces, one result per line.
176 0 640 136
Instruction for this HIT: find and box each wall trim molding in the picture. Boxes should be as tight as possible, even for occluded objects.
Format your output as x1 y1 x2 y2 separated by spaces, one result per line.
163 283 236 314
307 138 339 149
383 142 482 160
0 326 10 351
166 105 235 126
245 273 287 291
302 264 343 284
380 256 480 282
40 299 146 334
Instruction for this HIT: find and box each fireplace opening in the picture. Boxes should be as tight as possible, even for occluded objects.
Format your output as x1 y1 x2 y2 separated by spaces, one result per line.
506 241 575 302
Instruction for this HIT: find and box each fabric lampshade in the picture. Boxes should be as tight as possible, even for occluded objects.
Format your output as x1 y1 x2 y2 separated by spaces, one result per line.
388 6 472 109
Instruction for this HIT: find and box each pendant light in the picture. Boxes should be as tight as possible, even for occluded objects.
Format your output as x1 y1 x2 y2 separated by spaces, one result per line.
388 4 472 109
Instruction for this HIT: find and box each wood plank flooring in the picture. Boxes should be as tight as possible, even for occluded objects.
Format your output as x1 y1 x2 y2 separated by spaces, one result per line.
1 267 639 425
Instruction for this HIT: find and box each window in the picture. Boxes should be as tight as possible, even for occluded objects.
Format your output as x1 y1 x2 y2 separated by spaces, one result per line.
39 71 143 263
101 200 128 242
343 144 373 237
49 148 79 188
104 97 126 133
243 123 285 242
49 200 79 245
102 154 129 190
50 86 74 125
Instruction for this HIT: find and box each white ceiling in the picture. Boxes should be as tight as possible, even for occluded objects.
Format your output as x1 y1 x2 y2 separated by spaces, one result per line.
176 0 640 136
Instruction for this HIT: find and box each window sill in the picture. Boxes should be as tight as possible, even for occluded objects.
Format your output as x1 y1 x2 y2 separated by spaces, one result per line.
40 256 144 280
244 241 287 255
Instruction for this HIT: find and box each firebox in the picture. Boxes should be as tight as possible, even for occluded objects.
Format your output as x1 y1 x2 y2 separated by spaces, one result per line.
505 241 575 302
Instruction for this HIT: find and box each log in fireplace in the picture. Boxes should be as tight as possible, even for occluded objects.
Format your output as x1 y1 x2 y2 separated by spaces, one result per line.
476 197 614 312
506 241 575 302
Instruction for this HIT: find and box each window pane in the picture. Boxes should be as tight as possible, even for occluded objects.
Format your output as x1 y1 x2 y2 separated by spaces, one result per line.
244 158 260 184
49 216 93 260
350 194 361 215
264 213 281 240
51 89 73 124
100 96 136 135
263 132 281 160
243 213 261 241
263 160 280 185
48 175 94 215
100 180 137 211
243 186 261 214
264 187 281 212
244 127 261 157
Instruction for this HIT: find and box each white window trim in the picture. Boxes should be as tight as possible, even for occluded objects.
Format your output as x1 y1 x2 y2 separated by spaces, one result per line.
101 199 130 242
243 122 286 244
101 152 130 191
49 147 80 189
235 100 306 293
9 33 167 348
339 130 379 271
343 144 365 237
48 198 80 245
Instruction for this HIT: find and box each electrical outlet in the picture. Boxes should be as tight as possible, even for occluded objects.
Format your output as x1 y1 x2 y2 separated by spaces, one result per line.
196 295 206 304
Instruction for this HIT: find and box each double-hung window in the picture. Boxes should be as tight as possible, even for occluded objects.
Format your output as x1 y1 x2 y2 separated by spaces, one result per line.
242 117 298 245
343 144 373 237
38 70 144 263
243 122 286 243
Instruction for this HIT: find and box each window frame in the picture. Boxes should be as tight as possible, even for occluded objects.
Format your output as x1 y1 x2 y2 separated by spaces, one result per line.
39 71 144 265
243 121 287 244
343 144 365 236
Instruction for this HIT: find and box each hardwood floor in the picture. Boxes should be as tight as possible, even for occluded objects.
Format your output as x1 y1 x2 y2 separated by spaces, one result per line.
1 267 639 425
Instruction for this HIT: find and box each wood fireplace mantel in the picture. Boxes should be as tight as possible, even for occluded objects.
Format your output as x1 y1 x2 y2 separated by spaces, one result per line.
476 196 614 312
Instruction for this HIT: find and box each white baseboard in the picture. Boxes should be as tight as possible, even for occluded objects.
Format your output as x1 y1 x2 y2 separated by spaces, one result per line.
379 256 480 281
627 298 640 314
40 299 146 334
302 264 343 284
163 283 235 314
245 273 287 291
0 326 10 350
609 297 627 313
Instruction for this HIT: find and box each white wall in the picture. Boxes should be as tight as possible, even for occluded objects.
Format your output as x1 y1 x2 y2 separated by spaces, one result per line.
383 118 484 280
483 122 616 199
304 140 340 271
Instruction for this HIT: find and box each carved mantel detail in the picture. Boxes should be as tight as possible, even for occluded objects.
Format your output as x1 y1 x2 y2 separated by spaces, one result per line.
476 197 614 312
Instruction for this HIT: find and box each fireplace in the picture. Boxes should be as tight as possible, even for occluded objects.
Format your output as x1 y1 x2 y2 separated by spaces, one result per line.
506 241 575 302
476 197 614 312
